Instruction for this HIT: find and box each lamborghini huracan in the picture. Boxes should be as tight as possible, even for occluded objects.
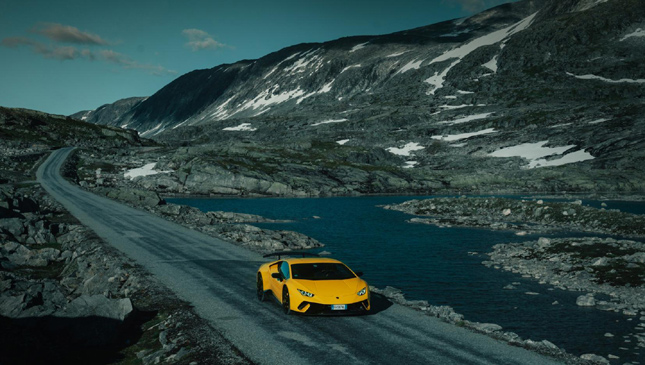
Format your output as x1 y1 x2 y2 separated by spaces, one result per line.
256 252 370 315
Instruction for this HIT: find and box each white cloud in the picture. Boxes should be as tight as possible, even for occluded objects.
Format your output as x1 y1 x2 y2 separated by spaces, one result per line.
182 29 226 51
2 23 174 76
32 23 110 45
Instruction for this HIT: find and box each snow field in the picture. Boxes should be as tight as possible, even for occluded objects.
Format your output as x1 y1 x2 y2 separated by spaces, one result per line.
223 123 257 131
423 12 537 94
124 163 172 179
489 140 594 169
387 142 424 156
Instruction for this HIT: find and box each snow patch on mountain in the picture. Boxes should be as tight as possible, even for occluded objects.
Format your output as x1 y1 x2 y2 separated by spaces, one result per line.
431 128 496 141
387 142 424 156
440 104 473 110
341 65 362 73
482 55 498 72
397 59 425 74
285 52 323 75
566 72 645 84
439 113 494 125
209 96 235 120
424 12 537 94
620 28 645 41
239 86 306 112
223 123 257 131
140 123 163 138
576 0 610 11
350 42 369 53
297 81 334 104
589 118 610 124
431 13 536 64
425 60 460 95
311 119 348 126
386 51 409 58
403 161 418 169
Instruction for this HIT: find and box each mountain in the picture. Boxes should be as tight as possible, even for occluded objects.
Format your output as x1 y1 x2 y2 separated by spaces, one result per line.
70 0 645 195
69 97 147 127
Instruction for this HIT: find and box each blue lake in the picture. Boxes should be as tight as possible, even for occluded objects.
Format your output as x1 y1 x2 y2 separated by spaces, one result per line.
168 195 645 362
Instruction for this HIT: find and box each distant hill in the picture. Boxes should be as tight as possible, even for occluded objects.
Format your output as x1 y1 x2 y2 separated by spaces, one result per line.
1 107 142 149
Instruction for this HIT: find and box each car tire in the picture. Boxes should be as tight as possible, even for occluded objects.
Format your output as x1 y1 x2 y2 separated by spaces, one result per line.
282 288 291 315
257 274 266 302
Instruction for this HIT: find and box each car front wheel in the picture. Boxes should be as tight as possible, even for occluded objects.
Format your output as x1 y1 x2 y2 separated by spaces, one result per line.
257 274 266 302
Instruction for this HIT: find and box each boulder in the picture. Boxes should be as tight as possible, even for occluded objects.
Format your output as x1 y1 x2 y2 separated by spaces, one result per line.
1 218 25 238
576 294 596 307
580 354 609 364
61 295 133 322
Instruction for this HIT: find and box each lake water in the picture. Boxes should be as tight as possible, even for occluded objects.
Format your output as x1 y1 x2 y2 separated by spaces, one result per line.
168 195 645 362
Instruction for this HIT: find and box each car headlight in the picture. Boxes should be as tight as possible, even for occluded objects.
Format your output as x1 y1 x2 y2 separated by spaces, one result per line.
297 289 315 297
357 287 367 296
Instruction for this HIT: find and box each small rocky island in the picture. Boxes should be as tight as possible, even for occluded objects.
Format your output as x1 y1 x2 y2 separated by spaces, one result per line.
384 196 645 237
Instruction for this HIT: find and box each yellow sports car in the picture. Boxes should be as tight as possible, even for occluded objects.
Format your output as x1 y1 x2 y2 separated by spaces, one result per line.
257 252 370 315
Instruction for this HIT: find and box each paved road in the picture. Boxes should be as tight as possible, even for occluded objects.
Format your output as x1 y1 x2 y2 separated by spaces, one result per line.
37 147 562 365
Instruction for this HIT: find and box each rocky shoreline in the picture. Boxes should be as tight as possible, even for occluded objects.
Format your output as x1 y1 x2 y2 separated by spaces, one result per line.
484 237 645 356
369 286 590 364
384 196 645 364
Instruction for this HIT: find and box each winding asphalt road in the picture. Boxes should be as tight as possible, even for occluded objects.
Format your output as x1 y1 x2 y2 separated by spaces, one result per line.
37 147 562 364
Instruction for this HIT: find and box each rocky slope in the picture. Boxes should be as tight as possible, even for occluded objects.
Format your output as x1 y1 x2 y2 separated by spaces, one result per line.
0 184 250 364
72 0 645 196
70 97 147 127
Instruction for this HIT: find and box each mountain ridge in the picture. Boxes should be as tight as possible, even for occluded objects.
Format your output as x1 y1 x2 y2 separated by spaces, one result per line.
68 0 645 196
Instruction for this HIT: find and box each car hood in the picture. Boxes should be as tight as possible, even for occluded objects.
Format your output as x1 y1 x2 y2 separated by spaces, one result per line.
293 277 365 296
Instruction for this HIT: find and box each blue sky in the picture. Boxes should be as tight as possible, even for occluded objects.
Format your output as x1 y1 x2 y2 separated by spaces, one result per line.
1 0 515 115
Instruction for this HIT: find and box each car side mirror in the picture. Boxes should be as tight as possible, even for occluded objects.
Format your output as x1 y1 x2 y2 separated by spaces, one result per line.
355 271 363 277
271 272 282 280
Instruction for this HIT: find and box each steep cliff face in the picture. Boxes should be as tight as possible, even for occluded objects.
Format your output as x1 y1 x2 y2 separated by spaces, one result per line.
71 0 645 195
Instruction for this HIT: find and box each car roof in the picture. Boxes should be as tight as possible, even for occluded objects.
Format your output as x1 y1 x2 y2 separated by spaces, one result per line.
283 257 343 265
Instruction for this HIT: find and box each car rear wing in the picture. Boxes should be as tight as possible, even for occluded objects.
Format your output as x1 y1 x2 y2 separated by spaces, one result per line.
262 251 320 260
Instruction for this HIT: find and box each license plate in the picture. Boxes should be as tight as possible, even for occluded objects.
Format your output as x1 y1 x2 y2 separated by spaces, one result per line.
331 304 347 311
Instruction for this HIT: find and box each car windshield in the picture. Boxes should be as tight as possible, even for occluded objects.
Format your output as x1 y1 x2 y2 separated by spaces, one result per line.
291 263 356 281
